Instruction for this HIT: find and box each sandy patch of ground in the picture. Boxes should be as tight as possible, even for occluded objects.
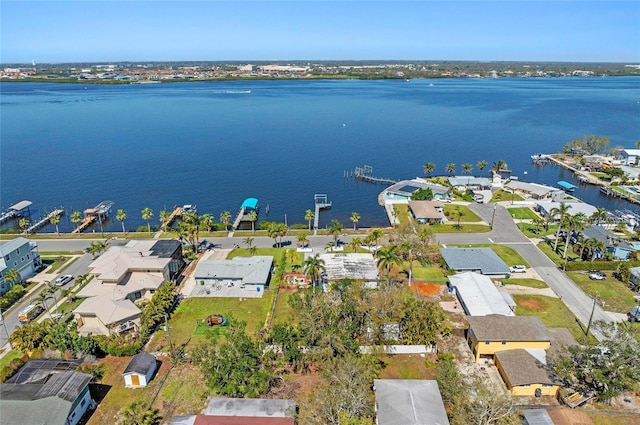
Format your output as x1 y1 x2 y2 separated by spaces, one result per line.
411 282 443 297
518 297 546 311
499 284 559 298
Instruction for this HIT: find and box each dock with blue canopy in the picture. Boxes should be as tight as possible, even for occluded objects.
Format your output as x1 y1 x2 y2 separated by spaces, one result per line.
557 181 577 192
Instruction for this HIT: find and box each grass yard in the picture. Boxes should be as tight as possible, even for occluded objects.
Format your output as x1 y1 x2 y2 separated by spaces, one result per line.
393 204 410 225
41 256 70 274
567 272 636 313
431 223 491 233
498 278 548 289
148 293 275 352
537 241 579 267
227 247 289 262
507 207 539 220
443 205 482 222
377 354 437 380
53 298 84 314
271 290 298 326
513 294 591 344
586 411 640 425
411 265 447 282
0 350 25 372
490 189 524 203
517 223 558 238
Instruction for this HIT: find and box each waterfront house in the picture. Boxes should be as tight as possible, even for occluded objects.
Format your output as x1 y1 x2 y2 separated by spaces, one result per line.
373 379 449 425
581 225 635 260
170 397 297 425
440 247 510 276
0 359 93 425
536 201 598 219
193 255 274 297
494 349 559 397
448 272 515 317
123 352 157 388
384 179 450 201
618 149 640 166
466 315 552 363
73 239 184 336
408 200 445 224
448 176 491 191
0 237 42 295
504 181 557 200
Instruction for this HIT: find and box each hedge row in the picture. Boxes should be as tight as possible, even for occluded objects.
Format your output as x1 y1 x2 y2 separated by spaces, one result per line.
0 285 27 310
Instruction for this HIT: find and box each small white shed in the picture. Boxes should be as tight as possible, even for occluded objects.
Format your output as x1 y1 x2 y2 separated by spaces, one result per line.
123 352 157 388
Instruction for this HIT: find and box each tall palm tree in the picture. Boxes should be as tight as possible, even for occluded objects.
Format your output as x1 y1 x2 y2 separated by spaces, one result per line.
305 209 315 232
375 245 401 277
550 202 571 252
243 236 254 250
159 209 170 232
182 211 201 246
200 213 214 232
328 219 343 245
492 160 507 174
70 211 82 231
589 238 605 261
141 207 154 234
423 162 435 176
296 233 309 248
462 163 473 175
445 163 456 175
589 207 608 225
349 237 362 254
477 160 488 175
247 210 258 233
285 248 298 267
453 206 464 229
36 285 55 321
117 401 161 425
116 209 127 233
220 211 232 231
350 212 361 231
49 212 61 236
369 228 384 247
303 254 326 286
563 213 587 269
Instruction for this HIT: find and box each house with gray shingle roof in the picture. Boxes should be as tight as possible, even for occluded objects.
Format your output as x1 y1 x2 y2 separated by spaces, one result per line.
373 379 449 425
193 256 273 297
440 247 510 276
495 349 559 397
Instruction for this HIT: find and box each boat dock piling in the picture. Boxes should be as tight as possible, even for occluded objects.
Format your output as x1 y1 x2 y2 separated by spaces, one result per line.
72 200 114 234
0 200 33 225
162 205 183 229
26 209 64 233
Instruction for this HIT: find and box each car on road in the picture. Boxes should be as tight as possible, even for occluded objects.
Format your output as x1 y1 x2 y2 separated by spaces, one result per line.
54 274 74 286
589 271 606 280
509 265 527 273
18 304 45 323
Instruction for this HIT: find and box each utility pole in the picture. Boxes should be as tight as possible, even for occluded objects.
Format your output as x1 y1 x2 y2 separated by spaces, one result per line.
586 292 599 336
490 204 497 229
0 310 12 349
164 314 176 361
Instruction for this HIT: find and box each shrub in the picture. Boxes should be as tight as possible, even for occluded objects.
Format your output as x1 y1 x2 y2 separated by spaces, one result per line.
0 285 27 310
564 260 640 272
0 357 25 383
290 223 307 230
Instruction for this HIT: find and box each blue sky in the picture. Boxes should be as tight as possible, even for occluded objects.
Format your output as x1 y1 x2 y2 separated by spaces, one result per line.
2 1 639 63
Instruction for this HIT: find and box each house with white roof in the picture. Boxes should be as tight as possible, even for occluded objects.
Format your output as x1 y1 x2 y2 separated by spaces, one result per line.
73 239 184 336
448 272 515 317
193 256 274 297
619 149 640 166
373 379 449 425
535 201 598 219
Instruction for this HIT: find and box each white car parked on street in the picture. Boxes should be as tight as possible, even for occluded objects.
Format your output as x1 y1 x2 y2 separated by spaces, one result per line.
509 265 527 273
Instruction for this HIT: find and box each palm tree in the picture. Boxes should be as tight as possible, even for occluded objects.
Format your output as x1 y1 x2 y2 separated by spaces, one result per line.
19 217 30 234
285 248 298 267
247 210 258 233
445 163 456 175
349 237 362 253
49 212 61 235
369 228 384 247
243 236 254 250
303 254 326 286
86 240 108 259
200 213 214 232
328 219 343 245
350 212 361 231
423 162 435 176
477 160 488 175
117 401 161 425
589 238 605 261
70 211 82 231
453 206 464 229
141 207 154 234
462 163 473 175
159 209 170 232
182 211 201 246
492 160 507 174
267 222 287 248
590 207 608 225
305 209 315 232
248 245 258 256
36 285 55 321
297 233 309 248
220 210 232 231
550 202 571 252
3 269 22 287
563 213 587 269
116 209 127 233
375 245 401 277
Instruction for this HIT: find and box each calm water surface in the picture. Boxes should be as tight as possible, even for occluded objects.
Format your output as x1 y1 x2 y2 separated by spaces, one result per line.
1 78 639 232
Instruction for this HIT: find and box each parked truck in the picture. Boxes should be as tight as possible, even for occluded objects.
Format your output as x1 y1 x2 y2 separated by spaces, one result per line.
628 306 640 322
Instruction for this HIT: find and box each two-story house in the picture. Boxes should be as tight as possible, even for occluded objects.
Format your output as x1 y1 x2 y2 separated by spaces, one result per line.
0 237 42 295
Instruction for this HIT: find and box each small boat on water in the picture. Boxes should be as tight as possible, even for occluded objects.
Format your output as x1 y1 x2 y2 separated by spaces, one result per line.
557 181 577 192
577 175 590 184
531 153 549 162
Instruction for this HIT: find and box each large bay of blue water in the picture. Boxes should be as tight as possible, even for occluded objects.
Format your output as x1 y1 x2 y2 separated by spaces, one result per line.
1 77 639 232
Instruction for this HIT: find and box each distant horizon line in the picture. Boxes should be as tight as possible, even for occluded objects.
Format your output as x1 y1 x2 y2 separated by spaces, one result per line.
3 59 640 66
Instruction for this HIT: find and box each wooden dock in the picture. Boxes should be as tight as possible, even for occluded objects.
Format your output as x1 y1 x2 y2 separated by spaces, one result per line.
72 200 114 234
26 209 64 233
313 194 332 234
162 206 183 229
352 165 397 186
72 215 97 234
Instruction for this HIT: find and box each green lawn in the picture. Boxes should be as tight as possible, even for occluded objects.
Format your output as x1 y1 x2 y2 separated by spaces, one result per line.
498 278 548 289
567 272 636 314
41 256 70 274
148 293 275 352
431 223 491 233
443 205 482 222
393 205 410 225
507 207 539 220
0 350 24 373
513 294 591 343
271 290 297 326
490 189 524 203
411 265 447 281
537 241 579 267
517 223 558 238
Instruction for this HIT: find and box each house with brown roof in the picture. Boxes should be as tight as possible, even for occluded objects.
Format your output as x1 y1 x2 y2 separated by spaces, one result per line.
466 315 552 363
170 397 296 425
73 239 183 336
408 200 445 224
494 349 559 396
